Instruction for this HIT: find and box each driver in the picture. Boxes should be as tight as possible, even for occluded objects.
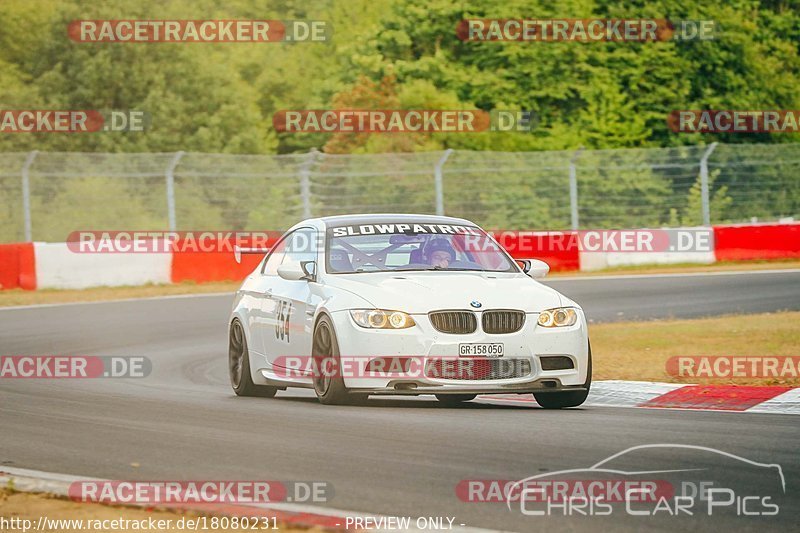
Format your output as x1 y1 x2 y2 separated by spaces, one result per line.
425 239 455 268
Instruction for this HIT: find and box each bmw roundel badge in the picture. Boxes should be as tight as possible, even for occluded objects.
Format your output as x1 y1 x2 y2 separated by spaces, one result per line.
470 300 482 308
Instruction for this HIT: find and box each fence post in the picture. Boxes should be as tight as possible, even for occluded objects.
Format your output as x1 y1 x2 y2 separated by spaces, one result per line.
569 147 584 231
434 149 454 216
21 150 38 242
699 142 718 226
165 151 184 231
299 148 319 219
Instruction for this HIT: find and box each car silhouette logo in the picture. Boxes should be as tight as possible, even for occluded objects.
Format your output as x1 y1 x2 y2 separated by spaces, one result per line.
470 301 482 308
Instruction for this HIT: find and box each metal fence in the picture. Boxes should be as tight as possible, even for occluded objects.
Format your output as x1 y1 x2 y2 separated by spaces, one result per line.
1 143 798 242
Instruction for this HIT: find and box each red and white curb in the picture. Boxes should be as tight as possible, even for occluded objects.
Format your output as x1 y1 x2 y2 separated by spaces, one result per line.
480 380 800 414
0 467 499 533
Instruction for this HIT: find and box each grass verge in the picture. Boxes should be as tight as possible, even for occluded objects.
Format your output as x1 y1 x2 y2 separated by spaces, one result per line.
590 311 800 386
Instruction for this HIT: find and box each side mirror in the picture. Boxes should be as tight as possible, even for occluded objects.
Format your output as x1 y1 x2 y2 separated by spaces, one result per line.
277 261 316 281
516 258 550 279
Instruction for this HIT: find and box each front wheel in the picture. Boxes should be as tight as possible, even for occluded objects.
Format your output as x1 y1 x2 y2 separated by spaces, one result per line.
435 394 477 406
533 340 592 409
533 388 589 409
229 319 277 398
312 315 356 405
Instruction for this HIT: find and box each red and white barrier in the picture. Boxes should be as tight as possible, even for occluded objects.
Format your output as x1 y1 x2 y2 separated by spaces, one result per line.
1 222 797 290
0 243 36 290
170 234 279 284
579 249 717 271
492 231 580 272
713 222 800 262
33 242 171 290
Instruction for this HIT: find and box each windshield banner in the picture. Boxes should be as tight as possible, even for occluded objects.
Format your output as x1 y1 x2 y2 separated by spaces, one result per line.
330 223 482 237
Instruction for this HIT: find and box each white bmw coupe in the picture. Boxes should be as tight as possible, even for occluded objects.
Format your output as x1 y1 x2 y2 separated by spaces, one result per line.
229 214 591 408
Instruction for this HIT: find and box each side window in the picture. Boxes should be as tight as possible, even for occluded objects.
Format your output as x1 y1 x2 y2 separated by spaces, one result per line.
262 228 318 276
262 237 289 276
282 228 319 271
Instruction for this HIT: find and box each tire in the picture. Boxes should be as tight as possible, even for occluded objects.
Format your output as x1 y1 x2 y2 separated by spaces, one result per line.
229 319 277 398
312 315 356 405
533 340 592 409
435 394 477 406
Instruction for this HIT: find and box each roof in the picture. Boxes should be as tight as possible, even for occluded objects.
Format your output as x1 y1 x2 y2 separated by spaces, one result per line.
317 213 475 227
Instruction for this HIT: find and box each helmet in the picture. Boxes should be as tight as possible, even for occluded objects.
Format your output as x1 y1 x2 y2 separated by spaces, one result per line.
425 238 455 260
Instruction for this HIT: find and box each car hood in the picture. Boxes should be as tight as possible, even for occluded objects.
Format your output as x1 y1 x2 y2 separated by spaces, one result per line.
325 271 564 313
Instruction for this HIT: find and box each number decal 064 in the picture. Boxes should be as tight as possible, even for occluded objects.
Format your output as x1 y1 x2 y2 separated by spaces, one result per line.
275 300 293 342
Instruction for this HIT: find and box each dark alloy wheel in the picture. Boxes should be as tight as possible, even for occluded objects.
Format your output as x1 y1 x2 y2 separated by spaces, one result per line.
312 315 362 405
229 319 277 398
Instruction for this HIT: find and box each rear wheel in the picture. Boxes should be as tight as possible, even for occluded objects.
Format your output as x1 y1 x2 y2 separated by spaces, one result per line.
533 341 592 409
229 319 277 398
312 315 356 405
435 394 477 406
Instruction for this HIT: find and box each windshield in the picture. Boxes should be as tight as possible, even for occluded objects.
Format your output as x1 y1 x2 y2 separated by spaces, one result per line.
326 223 517 274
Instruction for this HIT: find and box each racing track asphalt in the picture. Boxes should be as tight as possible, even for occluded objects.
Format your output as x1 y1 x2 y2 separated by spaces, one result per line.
541 269 800 322
1 270 799 532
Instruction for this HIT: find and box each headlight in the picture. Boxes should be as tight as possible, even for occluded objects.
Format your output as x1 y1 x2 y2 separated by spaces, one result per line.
350 309 416 329
537 307 578 328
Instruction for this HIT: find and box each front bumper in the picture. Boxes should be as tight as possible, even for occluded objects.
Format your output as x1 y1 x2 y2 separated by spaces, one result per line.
328 308 590 394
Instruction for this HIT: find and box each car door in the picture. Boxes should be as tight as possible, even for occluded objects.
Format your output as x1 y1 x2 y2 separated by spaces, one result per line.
263 227 320 367
249 234 290 360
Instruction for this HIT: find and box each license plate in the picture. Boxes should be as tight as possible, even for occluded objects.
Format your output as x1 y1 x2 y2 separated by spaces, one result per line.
459 343 504 357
